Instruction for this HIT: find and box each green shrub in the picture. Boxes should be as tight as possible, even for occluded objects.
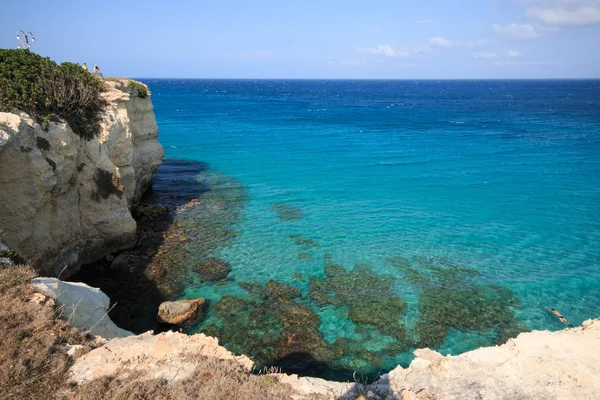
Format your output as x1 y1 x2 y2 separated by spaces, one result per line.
127 79 148 99
0 49 105 140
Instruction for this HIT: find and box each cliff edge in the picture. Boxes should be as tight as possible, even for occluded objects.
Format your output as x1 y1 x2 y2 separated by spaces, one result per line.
67 312 600 399
0 79 164 277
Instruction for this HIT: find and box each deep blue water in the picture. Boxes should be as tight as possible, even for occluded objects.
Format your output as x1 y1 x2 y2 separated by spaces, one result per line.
140 79 600 377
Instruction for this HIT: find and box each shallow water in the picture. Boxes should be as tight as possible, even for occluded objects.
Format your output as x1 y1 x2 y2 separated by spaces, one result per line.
140 79 600 380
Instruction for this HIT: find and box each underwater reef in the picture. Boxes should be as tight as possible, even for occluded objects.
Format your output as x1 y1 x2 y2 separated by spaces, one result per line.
190 254 524 380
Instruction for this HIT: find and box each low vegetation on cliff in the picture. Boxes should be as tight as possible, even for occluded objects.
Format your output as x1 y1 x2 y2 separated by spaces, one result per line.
0 266 92 400
0 265 306 400
0 49 105 140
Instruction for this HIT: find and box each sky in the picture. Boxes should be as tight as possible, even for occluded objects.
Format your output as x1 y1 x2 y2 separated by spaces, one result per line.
1 0 599 79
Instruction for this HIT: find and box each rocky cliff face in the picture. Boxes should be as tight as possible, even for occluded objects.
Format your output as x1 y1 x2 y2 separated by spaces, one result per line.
0 79 164 277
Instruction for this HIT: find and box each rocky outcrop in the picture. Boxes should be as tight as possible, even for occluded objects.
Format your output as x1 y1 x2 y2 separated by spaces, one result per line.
0 79 164 277
373 318 600 400
283 317 600 400
157 298 206 325
32 277 133 339
67 313 600 399
69 331 254 384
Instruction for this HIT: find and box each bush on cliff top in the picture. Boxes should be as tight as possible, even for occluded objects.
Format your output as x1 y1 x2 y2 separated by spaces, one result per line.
0 49 105 140
128 79 148 99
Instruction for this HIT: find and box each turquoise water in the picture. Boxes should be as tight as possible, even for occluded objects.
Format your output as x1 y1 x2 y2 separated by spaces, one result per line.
141 79 600 379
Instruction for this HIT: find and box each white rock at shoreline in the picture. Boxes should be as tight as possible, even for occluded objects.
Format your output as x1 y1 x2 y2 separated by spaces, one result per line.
32 277 133 339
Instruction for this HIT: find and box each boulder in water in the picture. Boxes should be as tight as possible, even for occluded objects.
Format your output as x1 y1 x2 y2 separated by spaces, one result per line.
157 298 205 325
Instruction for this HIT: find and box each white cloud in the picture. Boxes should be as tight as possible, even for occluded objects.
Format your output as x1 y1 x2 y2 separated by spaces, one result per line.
358 45 412 57
508 49 522 57
526 4 600 26
461 40 488 49
494 60 555 66
472 52 497 58
427 37 487 49
493 23 541 40
428 37 454 48
358 37 488 61
416 18 436 24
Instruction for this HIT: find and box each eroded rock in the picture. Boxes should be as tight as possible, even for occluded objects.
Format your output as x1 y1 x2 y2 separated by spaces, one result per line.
69 331 254 384
157 298 205 325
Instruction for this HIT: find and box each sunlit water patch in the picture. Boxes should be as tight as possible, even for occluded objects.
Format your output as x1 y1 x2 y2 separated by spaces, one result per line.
139 79 600 380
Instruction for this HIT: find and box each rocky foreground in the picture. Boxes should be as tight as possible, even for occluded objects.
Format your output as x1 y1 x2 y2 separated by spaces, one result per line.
31 278 600 400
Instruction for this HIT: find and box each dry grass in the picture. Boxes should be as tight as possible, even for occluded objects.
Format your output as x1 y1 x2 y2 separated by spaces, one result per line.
0 266 92 400
0 265 323 400
71 356 298 400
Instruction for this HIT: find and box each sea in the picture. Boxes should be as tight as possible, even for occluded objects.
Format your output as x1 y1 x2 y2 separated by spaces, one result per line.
138 79 600 380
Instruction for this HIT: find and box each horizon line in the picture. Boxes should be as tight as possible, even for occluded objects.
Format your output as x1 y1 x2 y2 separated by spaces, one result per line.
128 77 600 81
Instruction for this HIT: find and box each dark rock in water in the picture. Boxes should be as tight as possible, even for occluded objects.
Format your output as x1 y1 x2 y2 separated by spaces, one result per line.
269 298 326 362
386 255 525 348
263 280 301 300
109 254 132 271
309 263 407 341
157 298 205 325
239 281 263 297
194 257 231 281
324 263 345 278
292 272 304 281
271 203 304 221
269 298 321 331
213 296 248 319
200 324 222 338
136 204 169 219
298 252 312 260
312 338 348 363
288 234 320 249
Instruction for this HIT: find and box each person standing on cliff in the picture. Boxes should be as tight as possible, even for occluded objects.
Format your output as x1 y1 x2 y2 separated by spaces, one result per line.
82 63 88 71
93 65 100 73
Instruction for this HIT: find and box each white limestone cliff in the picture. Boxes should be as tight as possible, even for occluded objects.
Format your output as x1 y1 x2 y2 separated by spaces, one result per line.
0 79 164 276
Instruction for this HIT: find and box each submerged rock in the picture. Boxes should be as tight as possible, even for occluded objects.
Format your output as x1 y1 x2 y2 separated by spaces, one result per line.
263 280 301 300
109 253 132 271
157 298 205 325
239 281 264 297
289 234 320 249
271 203 304 221
309 264 406 338
387 255 524 347
194 257 232 281
136 203 169 219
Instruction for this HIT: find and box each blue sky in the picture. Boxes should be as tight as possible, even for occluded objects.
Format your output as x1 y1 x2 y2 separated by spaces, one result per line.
1 0 599 78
